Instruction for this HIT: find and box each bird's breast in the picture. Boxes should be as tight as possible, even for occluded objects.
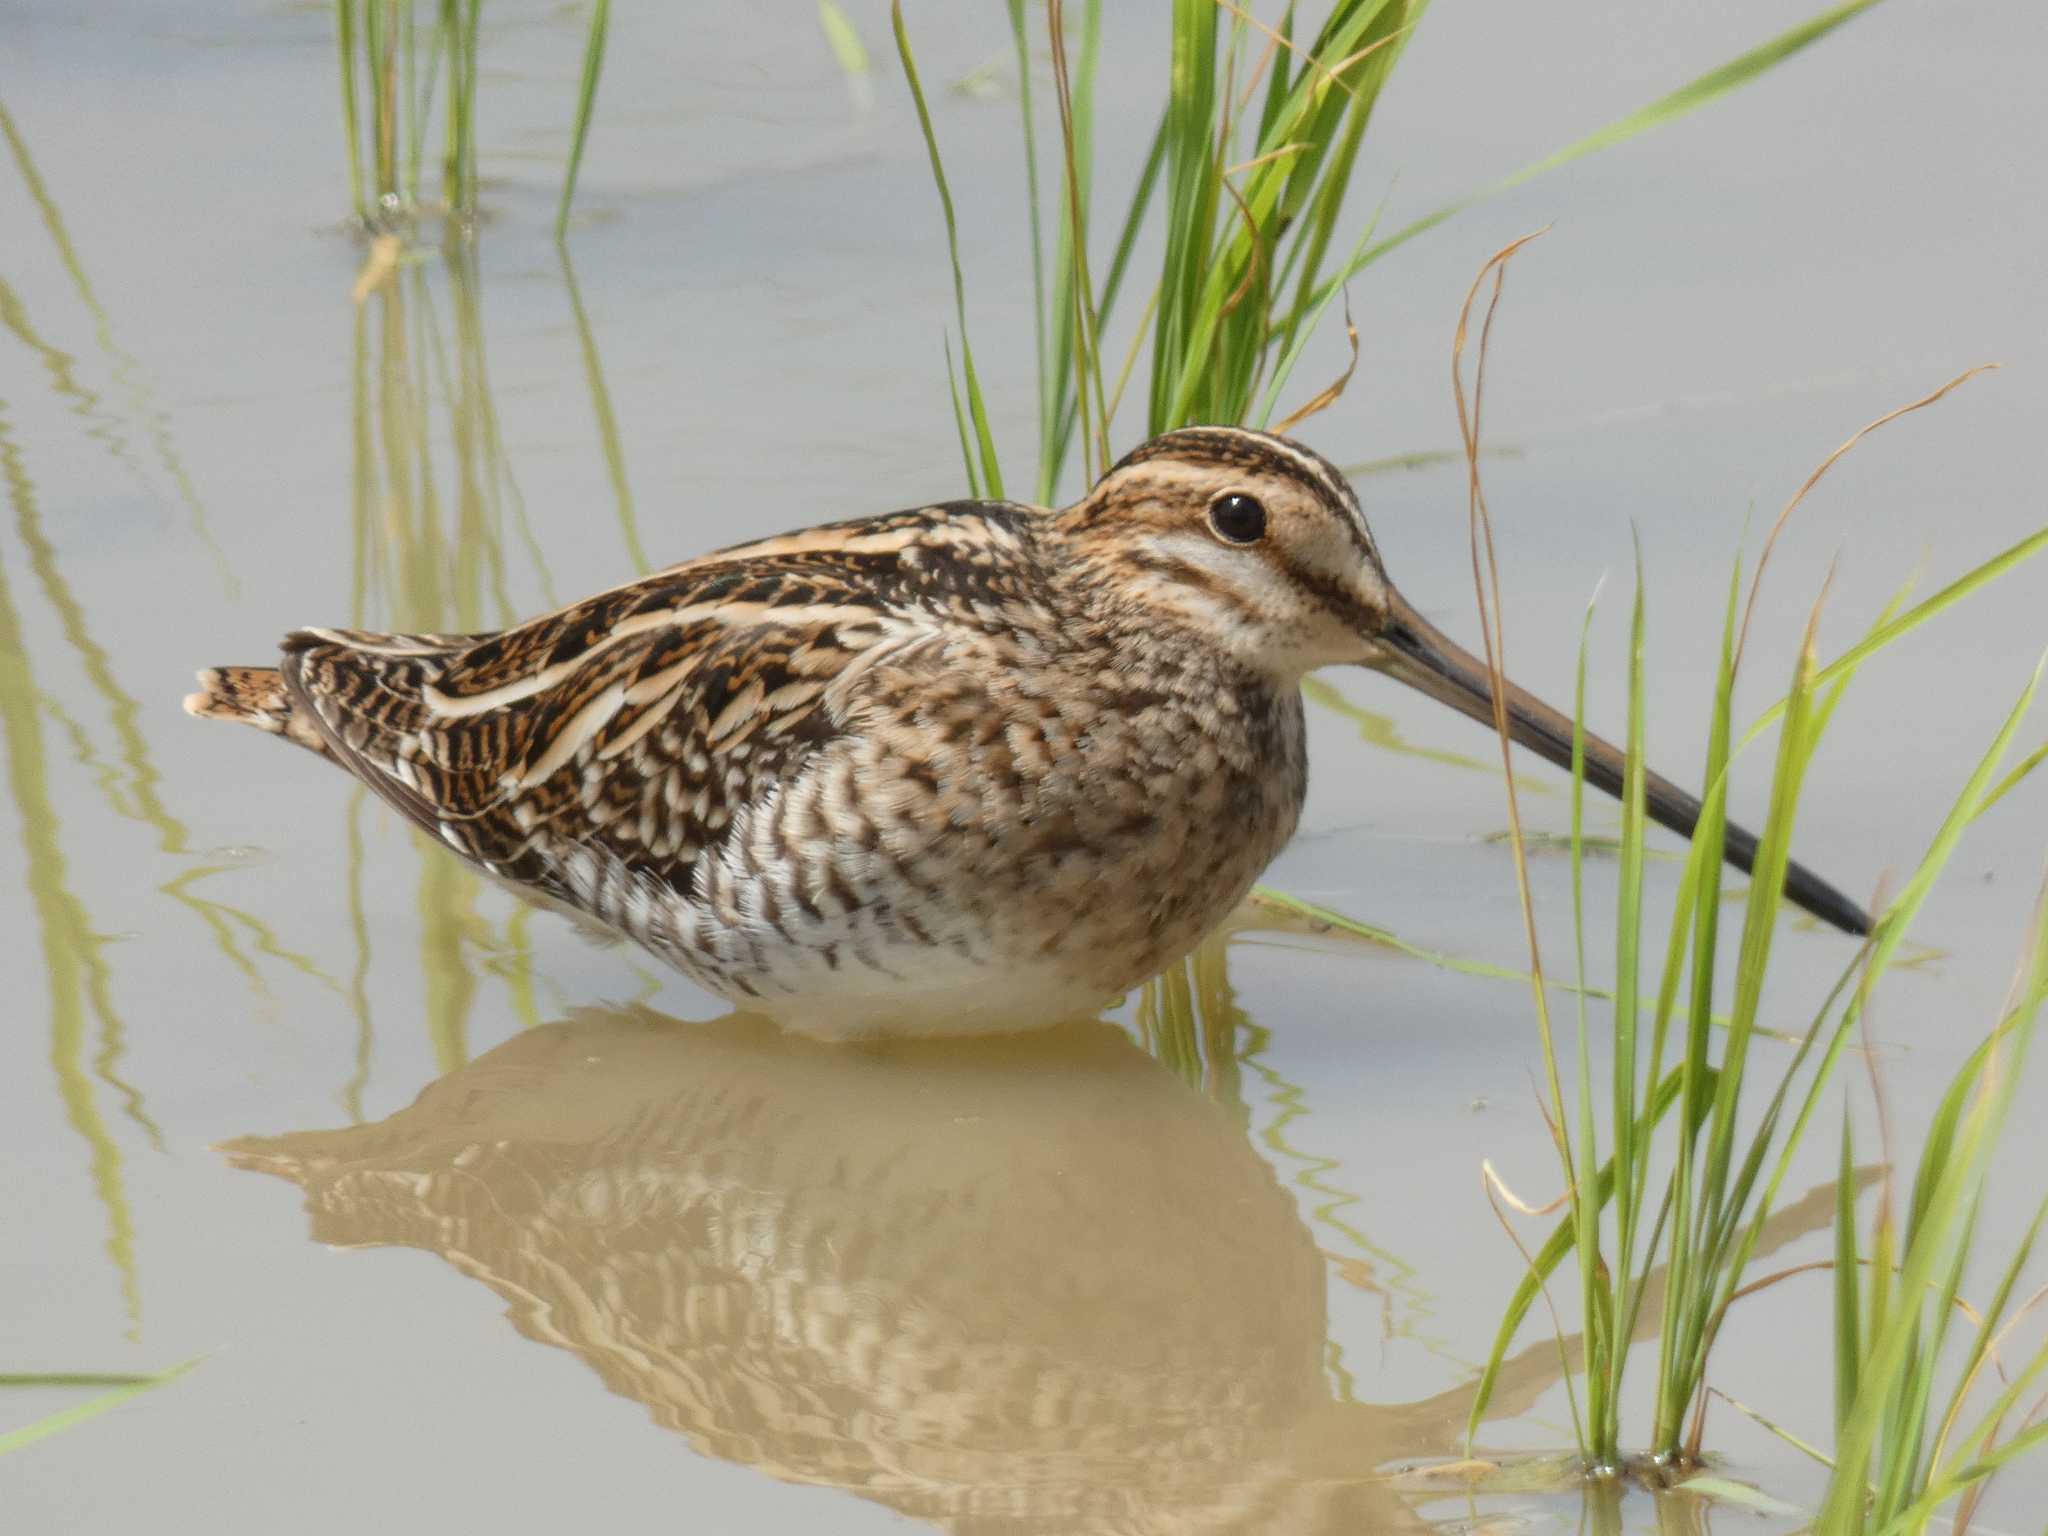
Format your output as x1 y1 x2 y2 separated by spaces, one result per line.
677 652 1308 1035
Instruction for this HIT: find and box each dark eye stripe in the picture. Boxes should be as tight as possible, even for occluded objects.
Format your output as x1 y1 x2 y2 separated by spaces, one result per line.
1274 552 1379 632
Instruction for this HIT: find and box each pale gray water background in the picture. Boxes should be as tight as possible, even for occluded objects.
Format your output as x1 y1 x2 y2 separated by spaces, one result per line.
2 1 2045 1531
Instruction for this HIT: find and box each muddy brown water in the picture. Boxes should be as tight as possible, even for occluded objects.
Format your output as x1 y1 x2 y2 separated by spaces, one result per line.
3 3 2045 1532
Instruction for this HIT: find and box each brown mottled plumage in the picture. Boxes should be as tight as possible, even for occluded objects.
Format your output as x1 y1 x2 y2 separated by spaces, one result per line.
188 427 1869 1035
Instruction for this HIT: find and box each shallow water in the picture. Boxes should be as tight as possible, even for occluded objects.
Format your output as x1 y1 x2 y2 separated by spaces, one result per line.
3 2 2046 1531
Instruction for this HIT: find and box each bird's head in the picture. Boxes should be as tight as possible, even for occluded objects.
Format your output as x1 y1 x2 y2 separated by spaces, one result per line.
1057 424 1870 937
1058 425 1396 678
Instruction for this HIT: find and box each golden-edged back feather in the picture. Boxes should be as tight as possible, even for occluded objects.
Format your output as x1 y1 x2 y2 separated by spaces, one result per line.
270 501 1043 913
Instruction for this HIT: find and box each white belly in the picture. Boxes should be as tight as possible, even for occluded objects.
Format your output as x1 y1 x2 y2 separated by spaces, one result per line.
753 957 1121 1040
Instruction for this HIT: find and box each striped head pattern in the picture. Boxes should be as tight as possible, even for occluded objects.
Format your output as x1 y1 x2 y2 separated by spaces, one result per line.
1057 426 1394 680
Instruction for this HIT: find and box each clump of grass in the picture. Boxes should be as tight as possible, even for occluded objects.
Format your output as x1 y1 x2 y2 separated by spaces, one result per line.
1815 888 2048 1533
1455 240 2048 1494
894 0 1892 501
332 0 611 238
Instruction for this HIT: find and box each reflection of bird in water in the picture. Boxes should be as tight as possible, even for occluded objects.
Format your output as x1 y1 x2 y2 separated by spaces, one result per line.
187 426 1868 1037
221 1008 1575 1533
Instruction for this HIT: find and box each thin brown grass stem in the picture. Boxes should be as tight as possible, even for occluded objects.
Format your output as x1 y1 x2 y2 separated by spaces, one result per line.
1933 1281 2048 1477
1224 142 1312 178
1483 1159 1588 1447
1208 0 1405 110
1232 10 1282 116
1682 1258 1838 1460
1956 1383 2048 1535
1271 286 1358 436
1732 363 1999 675
1452 231 1567 1173
1104 279 1164 438
1216 173 1265 321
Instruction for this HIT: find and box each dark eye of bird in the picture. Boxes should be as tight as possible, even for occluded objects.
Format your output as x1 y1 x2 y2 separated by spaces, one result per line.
1208 492 1266 545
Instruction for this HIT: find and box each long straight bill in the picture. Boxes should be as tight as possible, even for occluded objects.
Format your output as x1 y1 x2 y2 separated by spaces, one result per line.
1373 593 1872 936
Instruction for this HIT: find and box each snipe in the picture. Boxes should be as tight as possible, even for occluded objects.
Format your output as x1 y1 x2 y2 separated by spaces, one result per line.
187 427 1868 1035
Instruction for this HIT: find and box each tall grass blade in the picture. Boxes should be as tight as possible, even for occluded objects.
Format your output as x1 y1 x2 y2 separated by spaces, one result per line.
1465 1065 1698 1444
407 1 448 204
1569 585 1610 1458
942 334 981 499
893 0 1003 497
1295 0 1890 327
1599 550 1651 1460
1746 524 2048 744
559 247 647 571
337 0 367 222
1048 0 1109 481
554 0 612 240
1835 1114 1861 1439
1006 0 1049 488
1818 875 2048 1529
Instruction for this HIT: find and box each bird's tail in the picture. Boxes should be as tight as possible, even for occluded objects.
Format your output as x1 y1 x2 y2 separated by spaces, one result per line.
184 665 329 756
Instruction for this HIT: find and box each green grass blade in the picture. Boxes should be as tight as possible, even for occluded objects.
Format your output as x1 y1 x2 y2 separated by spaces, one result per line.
1148 0 1220 430
1269 0 1421 368
1254 188 1387 426
1044 115 1164 500
1835 1113 1861 1439
1679 643 1879 1429
1708 663 2045 1462
1610 548 1649 1292
1923 1311 2048 1496
0 1360 198 1456
1876 1404 2048 1536
941 333 981 499
1161 0 1394 427
817 0 870 76
1819 867 2048 1527
336 0 366 222
559 247 647 572
1465 1066 1692 1441
1252 2 1297 151
1976 738 2048 819
1047 0 1107 480
399 0 418 206
554 0 611 239
893 0 1003 497
1928 1188 2048 1472
409 5 449 204
1292 0 1890 330
1648 557 1740 1445
363 0 391 200
1568 586 1611 1457
1007 0 1050 493
1248 885 1567 990
1745 524 2048 745
1667 603 1825 1439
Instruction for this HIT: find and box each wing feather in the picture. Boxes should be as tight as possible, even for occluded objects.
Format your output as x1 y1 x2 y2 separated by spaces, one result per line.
280 556 933 910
